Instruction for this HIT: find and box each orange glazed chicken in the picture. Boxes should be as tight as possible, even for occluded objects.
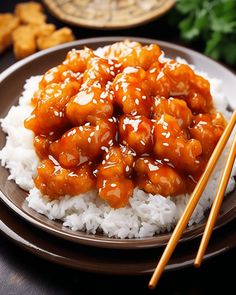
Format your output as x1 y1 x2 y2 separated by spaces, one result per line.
25 41 226 209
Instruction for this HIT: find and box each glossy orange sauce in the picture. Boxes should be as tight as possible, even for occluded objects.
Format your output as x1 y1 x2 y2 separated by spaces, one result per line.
24 41 226 208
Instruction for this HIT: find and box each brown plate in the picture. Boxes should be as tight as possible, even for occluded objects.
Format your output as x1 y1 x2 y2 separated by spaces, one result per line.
1 198 236 275
0 37 236 250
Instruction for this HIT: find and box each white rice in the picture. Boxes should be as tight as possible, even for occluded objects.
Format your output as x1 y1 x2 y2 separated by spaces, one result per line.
0 57 235 239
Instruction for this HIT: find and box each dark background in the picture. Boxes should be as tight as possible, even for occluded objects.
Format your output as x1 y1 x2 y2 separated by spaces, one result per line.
0 1 236 294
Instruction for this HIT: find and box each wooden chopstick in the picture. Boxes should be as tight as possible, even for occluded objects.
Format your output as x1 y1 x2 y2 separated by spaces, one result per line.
194 131 236 267
149 109 236 290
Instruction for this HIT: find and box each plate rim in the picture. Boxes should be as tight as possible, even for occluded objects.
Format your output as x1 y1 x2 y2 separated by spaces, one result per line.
1 198 236 275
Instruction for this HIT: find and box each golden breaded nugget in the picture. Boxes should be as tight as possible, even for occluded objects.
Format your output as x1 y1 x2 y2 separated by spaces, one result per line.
0 13 16 25
37 27 75 50
15 1 46 25
13 25 36 59
31 23 56 37
0 13 19 53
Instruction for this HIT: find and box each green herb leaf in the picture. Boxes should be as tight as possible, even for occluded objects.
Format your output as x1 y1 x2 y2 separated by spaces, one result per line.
169 0 236 65
221 41 236 65
176 0 202 14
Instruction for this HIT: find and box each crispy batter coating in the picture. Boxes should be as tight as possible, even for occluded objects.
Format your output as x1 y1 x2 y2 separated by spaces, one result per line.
97 146 134 208
37 27 75 50
134 157 190 196
119 115 153 155
153 97 193 129
0 13 19 53
1 3 75 59
49 118 116 169
12 25 36 59
35 159 96 198
153 114 202 173
32 23 56 37
15 1 46 25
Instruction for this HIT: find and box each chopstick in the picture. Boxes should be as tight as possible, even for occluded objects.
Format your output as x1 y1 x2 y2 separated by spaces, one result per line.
149 109 236 290
194 131 236 267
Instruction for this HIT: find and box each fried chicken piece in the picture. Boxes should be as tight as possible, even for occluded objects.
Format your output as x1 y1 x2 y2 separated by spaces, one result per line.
32 23 56 38
153 114 202 173
15 1 46 25
102 41 162 70
0 13 20 53
37 27 75 50
134 157 190 196
190 112 226 157
66 85 114 126
25 79 81 134
34 159 96 198
50 118 116 168
148 60 213 113
63 47 95 72
12 25 36 59
119 115 153 155
152 97 193 129
82 57 122 87
97 146 134 208
112 66 152 117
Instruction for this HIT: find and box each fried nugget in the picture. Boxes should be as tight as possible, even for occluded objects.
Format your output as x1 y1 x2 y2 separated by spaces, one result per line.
15 1 46 25
0 13 20 53
31 23 56 37
37 27 75 50
12 25 36 59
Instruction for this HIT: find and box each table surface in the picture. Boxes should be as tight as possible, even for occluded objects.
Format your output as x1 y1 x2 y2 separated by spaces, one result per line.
0 1 236 294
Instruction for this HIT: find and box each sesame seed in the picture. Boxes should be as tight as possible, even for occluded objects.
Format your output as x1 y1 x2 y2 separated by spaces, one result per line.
122 95 127 102
100 92 108 99
140 140 146 146
114 63 122 68
67 129 76 136
165 132 170 138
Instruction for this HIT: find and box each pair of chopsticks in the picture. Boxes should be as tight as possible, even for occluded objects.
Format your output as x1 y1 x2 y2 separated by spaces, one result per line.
149 109 236 289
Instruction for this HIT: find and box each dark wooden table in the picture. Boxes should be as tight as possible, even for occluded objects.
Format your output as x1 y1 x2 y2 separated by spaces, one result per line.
1 1 236 294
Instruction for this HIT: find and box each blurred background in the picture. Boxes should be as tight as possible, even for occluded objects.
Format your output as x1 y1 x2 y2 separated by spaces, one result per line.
1 0 235 72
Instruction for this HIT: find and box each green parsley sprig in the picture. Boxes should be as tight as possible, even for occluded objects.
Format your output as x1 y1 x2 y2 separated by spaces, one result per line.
171 0 236 65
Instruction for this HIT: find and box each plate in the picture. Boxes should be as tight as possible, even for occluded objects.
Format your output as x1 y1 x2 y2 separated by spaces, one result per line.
0 37 236 249
43 0 175 29
1 198 236 275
